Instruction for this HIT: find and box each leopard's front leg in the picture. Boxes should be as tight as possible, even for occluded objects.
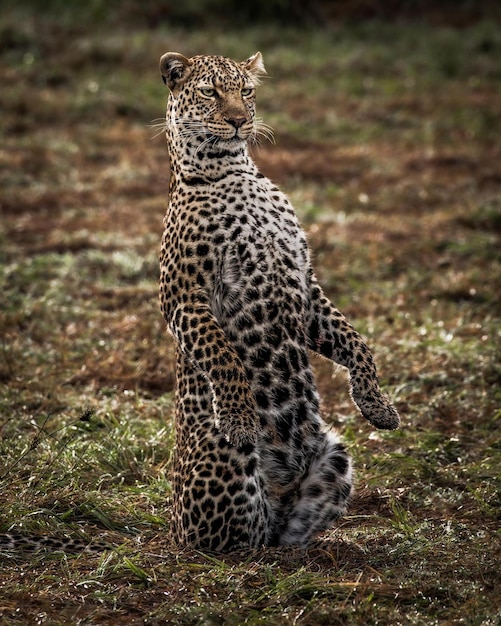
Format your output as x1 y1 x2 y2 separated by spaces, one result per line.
307 277 400 430
165 294 259 447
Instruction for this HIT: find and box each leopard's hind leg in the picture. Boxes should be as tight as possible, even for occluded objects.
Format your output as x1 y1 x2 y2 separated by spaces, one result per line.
278 431 353 547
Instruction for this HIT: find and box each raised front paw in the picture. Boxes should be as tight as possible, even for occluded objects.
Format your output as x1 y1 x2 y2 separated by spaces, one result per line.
215 407 260 448
353 389 401 430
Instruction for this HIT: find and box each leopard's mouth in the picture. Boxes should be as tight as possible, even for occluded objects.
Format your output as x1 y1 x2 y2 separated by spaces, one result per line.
203 123 252 143
205 132 249 148
227 131 249 143
217 130 250 142
190 126 250 155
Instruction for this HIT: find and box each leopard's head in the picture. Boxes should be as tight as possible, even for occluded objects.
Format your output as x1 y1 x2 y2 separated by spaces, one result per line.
160 52 267 150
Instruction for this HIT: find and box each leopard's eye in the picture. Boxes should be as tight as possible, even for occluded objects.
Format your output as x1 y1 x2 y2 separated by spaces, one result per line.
241 87 253 97
200 87 217 98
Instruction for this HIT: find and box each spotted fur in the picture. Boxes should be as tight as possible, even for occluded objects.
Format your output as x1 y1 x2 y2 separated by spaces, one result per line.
0 532 111 555
158 51 400 552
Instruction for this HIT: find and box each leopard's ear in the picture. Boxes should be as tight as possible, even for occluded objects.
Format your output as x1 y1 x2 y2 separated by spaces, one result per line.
160 52 192 90
241 52 266 84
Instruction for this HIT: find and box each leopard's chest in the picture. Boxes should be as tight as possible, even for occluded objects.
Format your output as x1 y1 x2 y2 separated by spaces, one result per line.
168 173 309 309
165 171 313 358
205 184 308 324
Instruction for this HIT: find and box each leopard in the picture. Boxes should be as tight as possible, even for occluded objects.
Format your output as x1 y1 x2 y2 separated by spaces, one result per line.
157 50 400 553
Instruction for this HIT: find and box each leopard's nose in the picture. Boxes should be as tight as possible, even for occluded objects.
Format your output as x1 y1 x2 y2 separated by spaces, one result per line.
225 116 247 129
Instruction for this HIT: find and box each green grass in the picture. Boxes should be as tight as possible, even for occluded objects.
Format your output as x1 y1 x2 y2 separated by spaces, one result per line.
1 6 501 625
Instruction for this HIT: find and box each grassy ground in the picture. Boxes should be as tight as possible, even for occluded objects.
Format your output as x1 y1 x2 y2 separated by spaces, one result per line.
1 7 500 625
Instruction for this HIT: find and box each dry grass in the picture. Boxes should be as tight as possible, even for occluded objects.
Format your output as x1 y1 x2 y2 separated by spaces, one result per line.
1 8 500 625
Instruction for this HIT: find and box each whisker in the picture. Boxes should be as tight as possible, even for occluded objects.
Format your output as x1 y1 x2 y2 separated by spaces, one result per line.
173 117 209 149
147 118 169 140
253 118 275 145
149 126 168 140
196 134 218 155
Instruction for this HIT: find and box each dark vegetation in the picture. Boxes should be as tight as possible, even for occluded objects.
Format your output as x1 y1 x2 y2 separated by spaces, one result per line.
0 3 500 624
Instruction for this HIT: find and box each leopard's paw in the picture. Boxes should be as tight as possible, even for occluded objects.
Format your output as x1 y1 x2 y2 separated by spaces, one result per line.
215 408 259 448
353 390 401 430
